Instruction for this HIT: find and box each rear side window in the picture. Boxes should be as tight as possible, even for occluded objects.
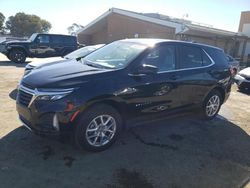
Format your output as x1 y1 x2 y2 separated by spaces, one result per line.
62 36 76 44
51 36 76 44
179 45 213 69
179 45 203 69
51 36 62 43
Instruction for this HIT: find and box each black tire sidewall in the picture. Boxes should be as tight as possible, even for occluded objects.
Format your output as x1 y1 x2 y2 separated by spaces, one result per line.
9 49 26 63
74 104 122 152
202 90 222 120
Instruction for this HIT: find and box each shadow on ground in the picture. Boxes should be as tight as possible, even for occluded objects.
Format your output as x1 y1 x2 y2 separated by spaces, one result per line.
0 60 28 68
0 116 249 188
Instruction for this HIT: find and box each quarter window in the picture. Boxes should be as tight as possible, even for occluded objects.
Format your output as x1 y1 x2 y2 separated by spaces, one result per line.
140 45 176 72
202 50 213 66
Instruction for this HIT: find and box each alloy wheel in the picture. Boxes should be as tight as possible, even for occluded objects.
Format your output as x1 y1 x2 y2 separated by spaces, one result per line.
85 115 117 147
206 95 220 117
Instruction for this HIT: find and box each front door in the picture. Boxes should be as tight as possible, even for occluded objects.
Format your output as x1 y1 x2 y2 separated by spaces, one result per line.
120 44 183 115
31 35 54 57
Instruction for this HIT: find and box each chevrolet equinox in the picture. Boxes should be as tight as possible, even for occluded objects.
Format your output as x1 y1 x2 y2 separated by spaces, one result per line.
17 39 232 151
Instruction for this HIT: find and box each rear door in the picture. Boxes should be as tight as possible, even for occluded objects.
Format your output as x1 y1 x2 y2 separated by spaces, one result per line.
50 35 65 56
176 44 214 106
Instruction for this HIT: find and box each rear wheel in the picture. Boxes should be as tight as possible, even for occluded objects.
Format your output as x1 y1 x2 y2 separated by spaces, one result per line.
74 104 122 152
238 86 246 92
9 49 26 63
202 90 222 120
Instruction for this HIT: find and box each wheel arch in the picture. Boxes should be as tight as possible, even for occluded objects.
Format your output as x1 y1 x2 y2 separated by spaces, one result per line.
72 98 127 128
9 46 28 56
204 86 225 104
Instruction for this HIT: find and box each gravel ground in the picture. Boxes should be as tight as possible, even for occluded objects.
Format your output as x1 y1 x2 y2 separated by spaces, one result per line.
0 54 249 188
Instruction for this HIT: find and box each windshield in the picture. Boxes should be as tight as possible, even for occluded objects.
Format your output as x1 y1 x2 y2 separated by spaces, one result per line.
82 41 147 69
65 44 104 59
28 33 38 42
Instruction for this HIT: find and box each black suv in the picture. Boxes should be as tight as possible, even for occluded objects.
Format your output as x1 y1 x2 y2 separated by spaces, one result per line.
0 33 77 63
16 39 232 151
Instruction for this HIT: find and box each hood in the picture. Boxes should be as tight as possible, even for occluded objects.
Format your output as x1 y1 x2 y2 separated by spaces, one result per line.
28 57 65 68
21 59 113 88
5 40 30 45
239 67 250 76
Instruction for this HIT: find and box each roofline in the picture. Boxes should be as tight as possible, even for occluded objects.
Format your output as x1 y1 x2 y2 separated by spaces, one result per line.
184 24 239 36
77 9 112 34
77 7 245 38
113 38 224 51
77 7 183 35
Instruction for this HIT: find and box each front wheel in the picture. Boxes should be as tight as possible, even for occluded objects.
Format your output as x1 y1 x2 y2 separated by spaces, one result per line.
74 104 122 152
9 49 26 63
202 90 222 120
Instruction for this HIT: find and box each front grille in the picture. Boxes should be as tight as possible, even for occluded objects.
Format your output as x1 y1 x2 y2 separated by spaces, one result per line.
245 77 250 81
17 89 33 107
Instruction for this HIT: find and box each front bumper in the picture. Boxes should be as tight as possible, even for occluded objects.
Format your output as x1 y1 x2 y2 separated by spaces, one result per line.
16 89 78 136
234 74 250 89
0 44 8 54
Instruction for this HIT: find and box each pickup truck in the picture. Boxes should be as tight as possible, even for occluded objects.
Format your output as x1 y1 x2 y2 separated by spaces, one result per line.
0 33 77 63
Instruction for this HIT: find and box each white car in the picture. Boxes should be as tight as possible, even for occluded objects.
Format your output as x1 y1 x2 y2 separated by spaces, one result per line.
234 67 250 91
24 44 104 75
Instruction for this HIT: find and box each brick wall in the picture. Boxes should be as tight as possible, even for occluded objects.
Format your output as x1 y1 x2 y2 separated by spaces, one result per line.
107 13 175 42
238 11 250 32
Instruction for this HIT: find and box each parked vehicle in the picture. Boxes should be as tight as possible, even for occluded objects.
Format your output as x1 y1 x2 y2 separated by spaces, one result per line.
24 44 104 75
234 67 250 91
0 33 77 63
226 54 239 75
16 39 232 151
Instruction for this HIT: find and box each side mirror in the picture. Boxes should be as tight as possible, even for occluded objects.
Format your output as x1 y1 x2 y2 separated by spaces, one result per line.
129 64 158 77
138 64 158 74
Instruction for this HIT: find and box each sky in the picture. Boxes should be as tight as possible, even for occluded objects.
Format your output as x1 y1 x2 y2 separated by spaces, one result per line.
0 0 250 34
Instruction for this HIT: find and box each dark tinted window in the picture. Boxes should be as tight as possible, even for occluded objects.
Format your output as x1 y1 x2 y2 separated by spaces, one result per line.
63 37 76 44
51 36 62 43
51 36 76 44
141 45 176 72
179 45 203 69
204 48 228 66
202 50 212 66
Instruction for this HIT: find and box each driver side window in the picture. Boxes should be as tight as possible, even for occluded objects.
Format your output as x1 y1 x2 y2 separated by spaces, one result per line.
140 45 176 72
37 35 50 43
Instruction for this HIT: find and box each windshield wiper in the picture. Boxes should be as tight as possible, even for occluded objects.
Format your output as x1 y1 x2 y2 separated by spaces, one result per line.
84 60 110 69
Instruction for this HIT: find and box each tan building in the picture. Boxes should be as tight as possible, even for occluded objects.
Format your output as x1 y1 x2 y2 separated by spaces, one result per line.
238 11 250 62
78 8 248 60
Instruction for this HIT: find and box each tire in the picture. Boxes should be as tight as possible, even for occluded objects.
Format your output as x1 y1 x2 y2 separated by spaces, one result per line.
202 90 222 120
6 53 11 61
9 49 26 63
74 104 122 152
238 86 245 92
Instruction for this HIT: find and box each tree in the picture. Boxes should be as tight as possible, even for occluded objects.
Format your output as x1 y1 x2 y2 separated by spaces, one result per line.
5 12 52 37
0 12 5 34
67 23 83 36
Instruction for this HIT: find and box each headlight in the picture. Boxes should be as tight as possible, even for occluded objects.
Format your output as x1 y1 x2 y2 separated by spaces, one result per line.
36 88 76 101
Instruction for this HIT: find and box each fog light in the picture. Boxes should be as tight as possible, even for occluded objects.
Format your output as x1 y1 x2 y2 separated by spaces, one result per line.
53 114 60 131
